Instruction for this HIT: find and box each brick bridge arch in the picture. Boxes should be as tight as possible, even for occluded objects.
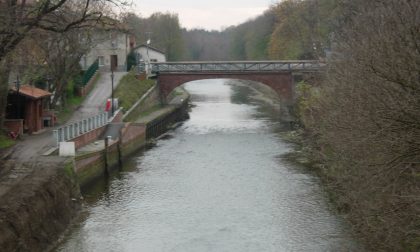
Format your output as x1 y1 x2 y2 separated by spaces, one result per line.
157 72 294 104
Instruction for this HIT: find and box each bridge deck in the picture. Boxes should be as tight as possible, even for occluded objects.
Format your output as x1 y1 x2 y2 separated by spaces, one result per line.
141 61 325 74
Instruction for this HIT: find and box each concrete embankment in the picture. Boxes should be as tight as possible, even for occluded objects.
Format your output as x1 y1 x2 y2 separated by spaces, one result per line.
0 157 81 252
73 85 190 188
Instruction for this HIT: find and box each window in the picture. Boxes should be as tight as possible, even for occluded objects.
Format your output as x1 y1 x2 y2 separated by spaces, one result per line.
98 56 105 66
111 41 118 49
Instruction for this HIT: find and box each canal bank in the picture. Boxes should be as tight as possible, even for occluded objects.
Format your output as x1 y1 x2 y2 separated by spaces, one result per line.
0 81 190 251
57 79 359 251
73 85 190 188
0 157 81 252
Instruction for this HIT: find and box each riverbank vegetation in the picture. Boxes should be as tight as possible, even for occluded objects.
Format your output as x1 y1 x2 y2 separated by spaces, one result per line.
0 133 15 149
293 1 419 251
113 71 155 112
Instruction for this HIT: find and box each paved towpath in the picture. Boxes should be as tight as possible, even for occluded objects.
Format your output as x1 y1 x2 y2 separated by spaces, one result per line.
2 71 126 162
68 71 125 123
0 71 127 210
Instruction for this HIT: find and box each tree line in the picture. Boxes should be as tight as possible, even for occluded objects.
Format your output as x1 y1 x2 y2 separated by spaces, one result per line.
122 0 338 62
176 0 338 61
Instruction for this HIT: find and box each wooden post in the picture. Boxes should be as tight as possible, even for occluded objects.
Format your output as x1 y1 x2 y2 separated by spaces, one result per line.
117 128 123 169
104 136 109 176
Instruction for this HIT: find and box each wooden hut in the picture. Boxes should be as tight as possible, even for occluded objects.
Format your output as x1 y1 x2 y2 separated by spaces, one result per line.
5 85 55 134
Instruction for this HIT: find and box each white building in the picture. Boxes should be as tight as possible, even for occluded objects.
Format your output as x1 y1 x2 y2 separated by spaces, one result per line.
133 44 166 63
132 44 166 74
81 30 136 72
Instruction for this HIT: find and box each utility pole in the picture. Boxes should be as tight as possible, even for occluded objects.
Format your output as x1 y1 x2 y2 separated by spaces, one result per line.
14 75 21 119
111 43 117 116
145 32 152 74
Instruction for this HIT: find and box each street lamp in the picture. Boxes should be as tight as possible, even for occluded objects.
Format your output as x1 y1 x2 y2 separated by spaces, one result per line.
45 75 52 92
111 68 114 115
110 41 117 116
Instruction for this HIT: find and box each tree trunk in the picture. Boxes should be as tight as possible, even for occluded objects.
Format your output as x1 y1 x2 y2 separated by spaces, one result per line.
0 59 11 130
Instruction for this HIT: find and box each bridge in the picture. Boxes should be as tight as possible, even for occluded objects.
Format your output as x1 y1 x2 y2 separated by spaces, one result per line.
140 60 325 103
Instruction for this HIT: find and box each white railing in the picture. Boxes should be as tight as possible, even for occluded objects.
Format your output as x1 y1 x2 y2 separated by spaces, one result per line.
53 112 108 146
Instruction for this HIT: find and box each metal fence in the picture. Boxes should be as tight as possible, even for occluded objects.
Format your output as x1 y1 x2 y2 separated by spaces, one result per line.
53 112 108 146
144 60 325 74
82 59 99 86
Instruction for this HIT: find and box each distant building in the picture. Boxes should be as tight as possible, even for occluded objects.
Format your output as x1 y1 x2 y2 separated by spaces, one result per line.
133 44 166 63
132 44 166 74
81 30 136 72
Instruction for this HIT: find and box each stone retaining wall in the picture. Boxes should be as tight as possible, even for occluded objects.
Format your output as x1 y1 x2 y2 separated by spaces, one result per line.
74 123 147 187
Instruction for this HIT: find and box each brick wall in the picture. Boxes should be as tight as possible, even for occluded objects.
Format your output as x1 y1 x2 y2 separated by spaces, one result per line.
4 119 24 135
158 72 294 104
72 125 106 149
110 109 123 123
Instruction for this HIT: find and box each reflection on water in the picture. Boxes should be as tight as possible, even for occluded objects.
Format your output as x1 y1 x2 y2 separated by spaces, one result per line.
57 79 358 252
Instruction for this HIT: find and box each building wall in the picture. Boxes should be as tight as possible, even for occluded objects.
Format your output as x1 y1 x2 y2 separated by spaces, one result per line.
24 99 43 134
134 46 166 74
4 119 23 135
82 32 131 72
135 47 166 63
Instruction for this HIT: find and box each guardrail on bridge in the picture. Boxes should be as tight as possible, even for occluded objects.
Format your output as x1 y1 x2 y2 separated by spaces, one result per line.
140 60 325 74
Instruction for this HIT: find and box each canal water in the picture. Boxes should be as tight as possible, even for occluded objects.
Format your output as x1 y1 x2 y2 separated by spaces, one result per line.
57 79 357 251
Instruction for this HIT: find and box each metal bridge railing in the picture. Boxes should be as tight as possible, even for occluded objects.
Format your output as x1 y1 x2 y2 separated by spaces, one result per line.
141 60 325 74
53 112 108 146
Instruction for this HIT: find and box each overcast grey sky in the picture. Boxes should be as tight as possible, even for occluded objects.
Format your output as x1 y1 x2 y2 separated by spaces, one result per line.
132 0 277 30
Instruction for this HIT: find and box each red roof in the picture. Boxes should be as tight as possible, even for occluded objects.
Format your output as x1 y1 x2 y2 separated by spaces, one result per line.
10 85 51 99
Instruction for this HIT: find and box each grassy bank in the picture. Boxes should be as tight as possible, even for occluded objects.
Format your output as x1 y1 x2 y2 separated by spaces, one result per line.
114 71 155 112
0 134 15 149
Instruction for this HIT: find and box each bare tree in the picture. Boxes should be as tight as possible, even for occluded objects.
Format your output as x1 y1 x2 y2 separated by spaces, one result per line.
0 0 130 128
299 0 420 250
